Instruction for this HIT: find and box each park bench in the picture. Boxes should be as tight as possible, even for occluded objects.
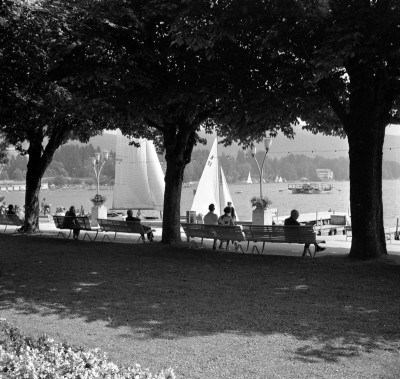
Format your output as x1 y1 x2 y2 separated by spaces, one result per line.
344 224 396 243
328 214 351 239
329 215 395 243
180 222 245 252
97 218 154 243
242 224 325 257
0 214 23 232
53 215 100 241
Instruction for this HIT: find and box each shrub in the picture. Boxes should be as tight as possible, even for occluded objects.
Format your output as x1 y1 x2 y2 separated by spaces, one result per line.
0 321 175 379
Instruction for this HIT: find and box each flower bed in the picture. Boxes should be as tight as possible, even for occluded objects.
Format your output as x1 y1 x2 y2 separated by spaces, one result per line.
0 321 175 379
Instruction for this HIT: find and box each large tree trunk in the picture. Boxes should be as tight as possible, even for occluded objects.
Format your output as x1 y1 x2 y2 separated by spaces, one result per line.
347 121 387 259
161 124 196 243
21 135 58 233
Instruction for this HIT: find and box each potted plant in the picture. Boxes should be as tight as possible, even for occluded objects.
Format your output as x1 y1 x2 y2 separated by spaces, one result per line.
250 195 272 209
250 195 273 225
90 193 107 206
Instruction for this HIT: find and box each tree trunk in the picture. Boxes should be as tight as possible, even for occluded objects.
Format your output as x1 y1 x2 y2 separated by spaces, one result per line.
347 122 387 259
21 137 55 233
161 125 196 243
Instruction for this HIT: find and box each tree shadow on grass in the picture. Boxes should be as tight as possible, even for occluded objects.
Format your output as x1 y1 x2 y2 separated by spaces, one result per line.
0 234 399 364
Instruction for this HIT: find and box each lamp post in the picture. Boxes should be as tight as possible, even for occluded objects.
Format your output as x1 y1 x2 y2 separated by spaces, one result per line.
251 136 273 198
91 151 109 195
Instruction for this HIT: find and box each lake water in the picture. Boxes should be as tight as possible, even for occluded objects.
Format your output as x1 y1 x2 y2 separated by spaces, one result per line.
2 180 400 227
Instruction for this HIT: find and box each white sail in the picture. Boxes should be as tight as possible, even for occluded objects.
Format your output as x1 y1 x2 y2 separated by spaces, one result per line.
247 172 252 184
191 138 237 218
112 132 164 211
191 138 220 216
275 175 279 183
220 167 239 221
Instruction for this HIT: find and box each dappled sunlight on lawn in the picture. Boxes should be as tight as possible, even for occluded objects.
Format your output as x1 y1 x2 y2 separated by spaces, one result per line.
0 233 399 376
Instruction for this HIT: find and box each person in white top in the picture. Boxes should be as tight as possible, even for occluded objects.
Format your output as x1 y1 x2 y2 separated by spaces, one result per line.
203 204 219 249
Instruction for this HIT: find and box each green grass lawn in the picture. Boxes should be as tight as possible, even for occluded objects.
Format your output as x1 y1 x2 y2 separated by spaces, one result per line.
0 233 399 378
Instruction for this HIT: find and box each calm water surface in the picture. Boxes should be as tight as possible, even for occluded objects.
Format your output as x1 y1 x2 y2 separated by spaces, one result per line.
2 180 400 227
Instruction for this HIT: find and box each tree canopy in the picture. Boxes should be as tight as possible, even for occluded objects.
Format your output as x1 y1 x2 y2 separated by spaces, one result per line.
0 0 114 231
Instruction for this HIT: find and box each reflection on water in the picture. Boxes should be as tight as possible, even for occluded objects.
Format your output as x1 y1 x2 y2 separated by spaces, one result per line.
1 180 399 226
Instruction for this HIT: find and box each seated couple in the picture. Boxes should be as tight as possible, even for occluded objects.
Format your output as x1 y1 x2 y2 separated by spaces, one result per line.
126 209 154 242
204 204 235 250
284 209 326 257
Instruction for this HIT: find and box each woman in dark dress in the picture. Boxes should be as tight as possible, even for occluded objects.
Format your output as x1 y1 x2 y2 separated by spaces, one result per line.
65 205 80 239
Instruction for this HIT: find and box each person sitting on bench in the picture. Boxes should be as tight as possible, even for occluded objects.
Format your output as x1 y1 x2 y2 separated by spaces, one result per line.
126 209 154 242
204 203 219 250
65 205 80 239
218 206 235 249
284 209 326 257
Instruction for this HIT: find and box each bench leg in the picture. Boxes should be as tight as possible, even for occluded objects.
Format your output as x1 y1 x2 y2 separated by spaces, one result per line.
246 241 250 252
136 235 146 243
304 247 312 258
102 234 113 242
93 230 99 241
236 243 244 253
82 232 92 241
251 245 260 254
261 242 266 254
57 230 72 239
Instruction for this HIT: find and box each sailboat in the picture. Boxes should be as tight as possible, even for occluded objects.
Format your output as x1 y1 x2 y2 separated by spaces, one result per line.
112 132 165 215
247 172 253 184
191 138 238 220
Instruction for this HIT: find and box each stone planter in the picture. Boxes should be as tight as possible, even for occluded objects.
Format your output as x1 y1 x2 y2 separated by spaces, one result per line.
252 207 274 225
91 204 107 227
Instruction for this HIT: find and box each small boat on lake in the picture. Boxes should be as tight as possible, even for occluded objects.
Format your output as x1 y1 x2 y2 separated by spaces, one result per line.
288 182 333 194
246 172 252 184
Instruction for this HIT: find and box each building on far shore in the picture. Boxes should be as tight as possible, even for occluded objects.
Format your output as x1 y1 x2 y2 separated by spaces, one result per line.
316 169 334 181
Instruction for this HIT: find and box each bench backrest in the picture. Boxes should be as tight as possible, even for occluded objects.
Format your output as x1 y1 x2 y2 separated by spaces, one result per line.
330 215 347 225
53 215 92 230
53 215 75 229
74 216 93 230
0 213 22 226
181 222 245 241
98 219 145 234
242 225 316 244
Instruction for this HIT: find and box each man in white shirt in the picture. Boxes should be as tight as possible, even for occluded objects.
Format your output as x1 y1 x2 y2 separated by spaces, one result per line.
203 203 219 249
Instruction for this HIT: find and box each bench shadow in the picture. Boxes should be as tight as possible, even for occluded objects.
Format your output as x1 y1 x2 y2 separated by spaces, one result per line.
1 234 399 364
